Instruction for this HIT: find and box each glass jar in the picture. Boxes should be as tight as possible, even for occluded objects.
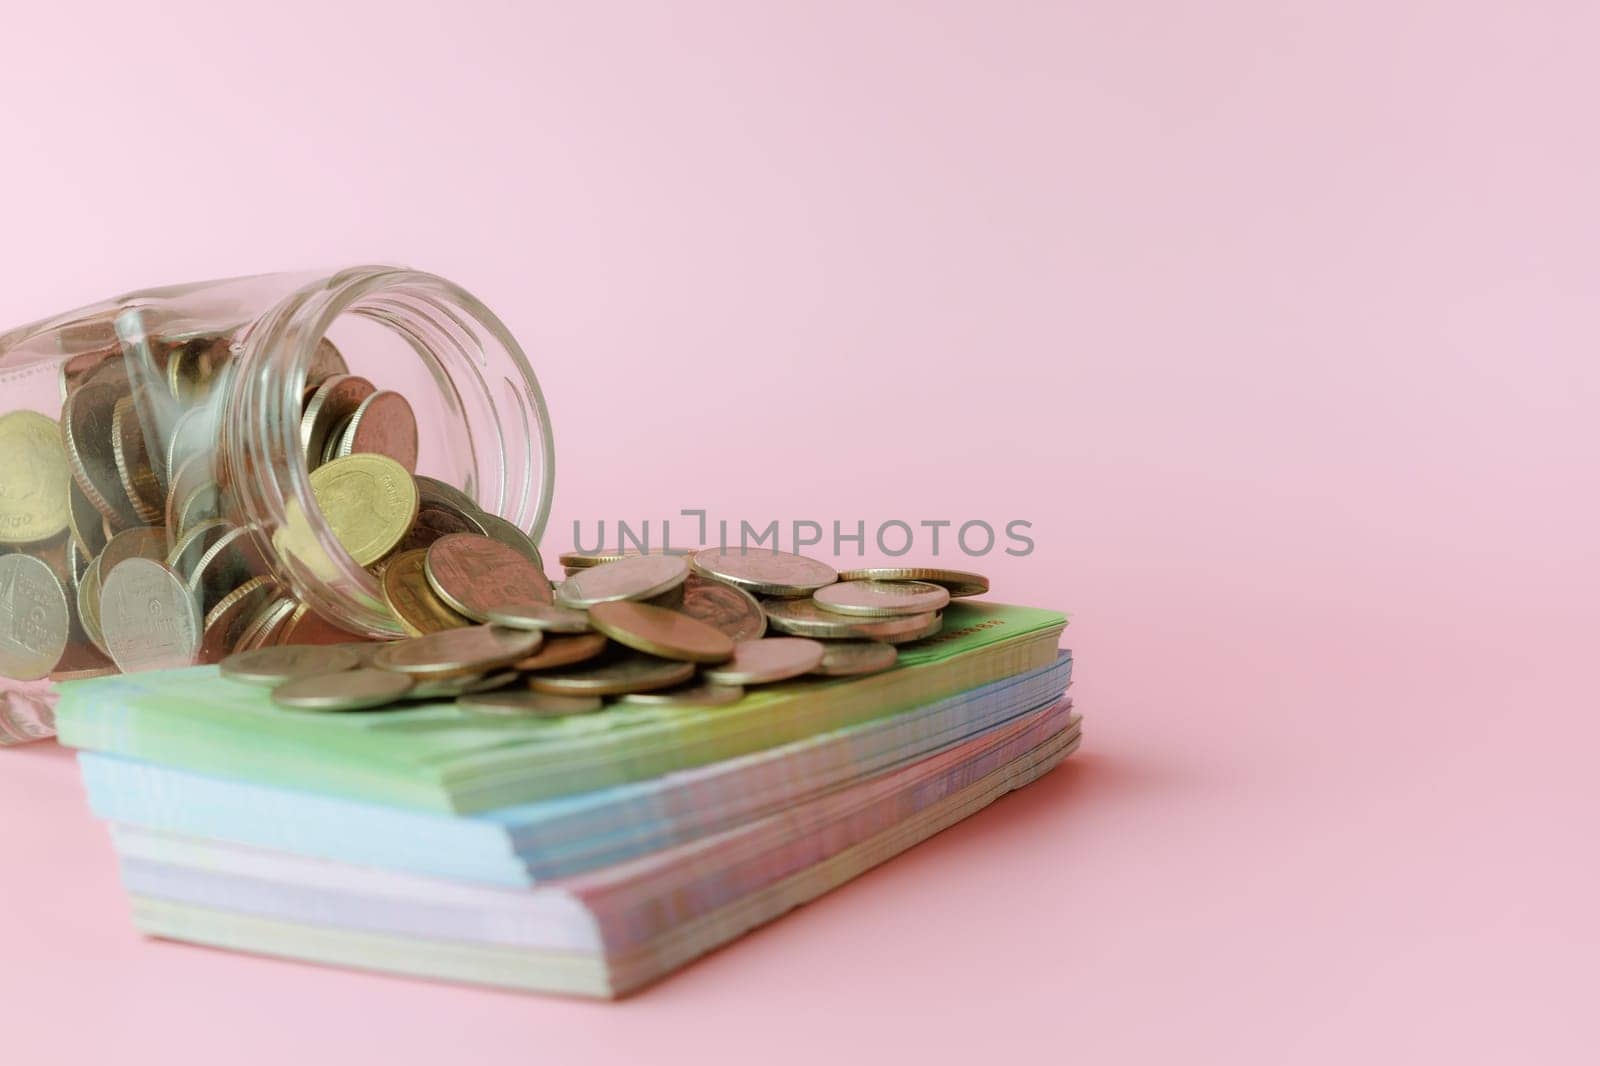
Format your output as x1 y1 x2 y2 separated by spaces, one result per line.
0 267 555 744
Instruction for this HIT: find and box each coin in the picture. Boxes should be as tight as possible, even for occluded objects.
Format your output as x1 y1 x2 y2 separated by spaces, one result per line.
689 548 837 598
413 476 479 516
67 479 109 559
272 668 415 712
221 644 361 686
679 573 767 641
306 337 350 387
587 601 734 663
76 561 109 656
185 524 270 615
702 637 826 686
558 547 692 570
370 624 542 678
100 558 201 673
165 454 221 540
475 511 546 571
813 579 951 618
166 518 232 582
457 690 605 718
556 553 689 608
200 575 281 663
277 603 365 647
408 671 521 701
424 533 552 622
110 396 164 525
308 453 419 567
485 601 591 633
0 410 72 546
513 631 610 671
323 641 390 668
98 525 170 583
0 554 70 680
398 505 488 554
618 683 745 708
236 596 298 652
299 375 376 471
331 390 419 472
835 567 989 599
812 640 899 677
761 598 943 643
63 380 140 528
381 549 471 636
525 650 695 696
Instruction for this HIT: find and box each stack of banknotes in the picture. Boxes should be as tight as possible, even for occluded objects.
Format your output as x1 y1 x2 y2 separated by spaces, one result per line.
55 599 1076 998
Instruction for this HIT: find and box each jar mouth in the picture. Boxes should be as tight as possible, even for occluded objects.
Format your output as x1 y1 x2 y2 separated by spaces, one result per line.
225 266 555 638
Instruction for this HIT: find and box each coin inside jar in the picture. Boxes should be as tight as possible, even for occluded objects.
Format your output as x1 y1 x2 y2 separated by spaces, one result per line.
586 601 735 663
381 549 472 636
689 548 837 598
702 637 826 686
425 533 553 621
555 553 690 608
221 644 362 686
100 558 201 674
308 453 420 567
299 374 376 471
0 410 72 547
812 579 951 618
370 624 542 678
0 554 70 681
332 390 419 472
272 668 415 712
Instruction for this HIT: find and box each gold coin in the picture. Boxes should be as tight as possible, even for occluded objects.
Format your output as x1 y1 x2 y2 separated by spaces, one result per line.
525 650 694 697
221 644 361 686
834 566 990 598
812 640 899 677
762 598 942 643
308 454 419 567
0 410 72 546
371 624 542 679
272 668 415 712
587 601 734 664
424 533 552 622
76 561 109 657
382 549 471 636
458 690 604 718
513 632 610 671
703 637 826 686
813 579 950 618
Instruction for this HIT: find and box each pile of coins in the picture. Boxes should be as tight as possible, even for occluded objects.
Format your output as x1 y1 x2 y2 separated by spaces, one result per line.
217 544 992 716
0 333 475 684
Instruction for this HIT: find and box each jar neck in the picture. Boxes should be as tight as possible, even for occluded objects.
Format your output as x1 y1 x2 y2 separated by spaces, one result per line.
225 266 554 637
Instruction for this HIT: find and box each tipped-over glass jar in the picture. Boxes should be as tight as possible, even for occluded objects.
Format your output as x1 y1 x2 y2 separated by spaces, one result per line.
0 267 555 744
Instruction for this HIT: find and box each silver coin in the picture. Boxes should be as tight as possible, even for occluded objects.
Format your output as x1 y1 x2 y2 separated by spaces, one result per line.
813 579 951 618
618 682 746 708
679 573 767 641
220 645 362 686
485 601 592 633
812 640 899 677
457 690 605 718
299 374 376 471
272 668 416 711
556 553 690 608
689 548 837 598
762 598 942 643
703 637 826 686
0 554 70 681
100 558 201 674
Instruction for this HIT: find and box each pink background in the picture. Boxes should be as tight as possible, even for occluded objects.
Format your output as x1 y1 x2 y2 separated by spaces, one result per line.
3 2 1595 1062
